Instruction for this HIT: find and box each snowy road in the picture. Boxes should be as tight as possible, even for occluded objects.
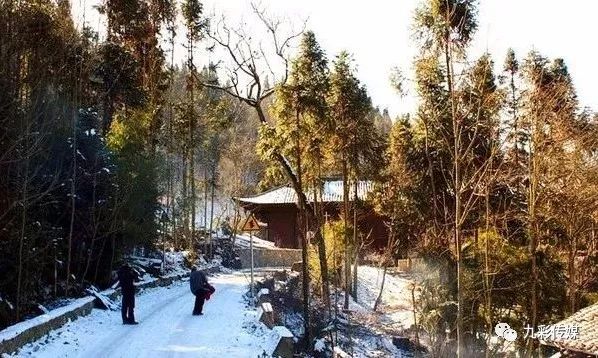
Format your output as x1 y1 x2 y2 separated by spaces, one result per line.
11 273 278 358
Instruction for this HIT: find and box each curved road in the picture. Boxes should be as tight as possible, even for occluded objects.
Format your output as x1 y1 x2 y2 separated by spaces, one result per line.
13 273 276 358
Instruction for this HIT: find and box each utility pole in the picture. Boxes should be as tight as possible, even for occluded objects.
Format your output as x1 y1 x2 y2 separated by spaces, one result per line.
242 215 261 299
250 230 254 298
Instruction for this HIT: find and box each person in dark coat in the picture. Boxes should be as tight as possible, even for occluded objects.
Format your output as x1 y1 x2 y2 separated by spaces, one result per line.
117 263 139 324
189 267 214 315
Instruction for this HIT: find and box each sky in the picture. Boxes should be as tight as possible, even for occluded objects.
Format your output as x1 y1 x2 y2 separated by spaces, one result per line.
72 0 598 117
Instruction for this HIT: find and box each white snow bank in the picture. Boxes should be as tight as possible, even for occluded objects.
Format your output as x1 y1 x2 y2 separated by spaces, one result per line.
334 346 351 357
330 266 417 357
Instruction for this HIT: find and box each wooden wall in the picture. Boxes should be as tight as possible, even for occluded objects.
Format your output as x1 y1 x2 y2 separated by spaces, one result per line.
249 203 389 250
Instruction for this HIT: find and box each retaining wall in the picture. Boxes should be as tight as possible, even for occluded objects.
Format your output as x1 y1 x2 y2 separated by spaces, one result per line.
236 248 302 269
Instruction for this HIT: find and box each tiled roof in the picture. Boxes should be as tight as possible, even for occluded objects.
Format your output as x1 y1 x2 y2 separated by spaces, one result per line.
542 303 598 354
236 180 374 205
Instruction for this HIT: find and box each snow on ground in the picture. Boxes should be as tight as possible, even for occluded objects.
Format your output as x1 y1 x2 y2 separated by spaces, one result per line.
354 265 416 331
7 273 279 358
233 234 276 250
329 265 417 357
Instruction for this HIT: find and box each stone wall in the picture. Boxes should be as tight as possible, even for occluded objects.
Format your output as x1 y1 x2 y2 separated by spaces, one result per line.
236 248 302 269
0 297 96 354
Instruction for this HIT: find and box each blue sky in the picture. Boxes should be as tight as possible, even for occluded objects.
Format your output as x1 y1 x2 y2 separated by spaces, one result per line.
73 0 597 117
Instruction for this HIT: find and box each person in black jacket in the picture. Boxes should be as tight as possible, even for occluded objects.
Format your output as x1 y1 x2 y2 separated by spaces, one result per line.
117 263 139 324
189 267 214 315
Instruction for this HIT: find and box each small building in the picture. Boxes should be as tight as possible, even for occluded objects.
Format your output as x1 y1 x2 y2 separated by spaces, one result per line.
540 302 598 357
235 180 388 249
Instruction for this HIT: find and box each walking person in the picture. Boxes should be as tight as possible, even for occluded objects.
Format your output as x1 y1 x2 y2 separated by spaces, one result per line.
189 266 214 315
116 262 139 324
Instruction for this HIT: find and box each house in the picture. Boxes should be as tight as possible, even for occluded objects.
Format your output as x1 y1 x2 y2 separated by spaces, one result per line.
540 302 598 357
235 180 388 249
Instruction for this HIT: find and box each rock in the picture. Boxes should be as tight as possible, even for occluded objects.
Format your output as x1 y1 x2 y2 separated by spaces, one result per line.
272 326 294 358
291 262 302 272
259 302 275 329
392 336 414 351
257 288 270 306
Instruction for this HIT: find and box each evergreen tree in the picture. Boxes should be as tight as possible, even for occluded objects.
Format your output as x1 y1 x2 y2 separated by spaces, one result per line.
260 30 331 344
327 51 376 308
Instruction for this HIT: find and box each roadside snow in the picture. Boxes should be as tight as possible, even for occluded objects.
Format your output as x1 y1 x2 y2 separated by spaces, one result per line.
9 273 279 358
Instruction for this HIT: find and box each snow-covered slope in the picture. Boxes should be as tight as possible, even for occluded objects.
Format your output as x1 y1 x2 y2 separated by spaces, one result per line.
354 265 416 331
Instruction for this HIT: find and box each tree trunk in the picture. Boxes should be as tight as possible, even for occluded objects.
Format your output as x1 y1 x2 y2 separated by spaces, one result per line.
188 35 196 251
373 265 387 312
169 26 177 250
568 225 577 314
189 129 195 248
209 165 216 258
181 153 188 243
444 26 462 356
314 178 331 313
300 209 311 347
352 180 359 300
527 130 539 356
204 166 208 231
342 159 351 310
484 187 493 358
66 106 77 297
16 137 30 320
82 164 99 284
294 109 311 348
